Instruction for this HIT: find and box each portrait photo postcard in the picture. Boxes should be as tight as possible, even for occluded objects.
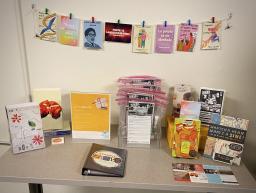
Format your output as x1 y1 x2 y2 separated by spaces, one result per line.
84 21 103 49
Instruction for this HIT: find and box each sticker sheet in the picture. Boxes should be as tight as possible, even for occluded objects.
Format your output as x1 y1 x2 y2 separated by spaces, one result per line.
58 16 80 46
176 23 198 52
35 10 57 42
132 25 154 54
84 21 103 49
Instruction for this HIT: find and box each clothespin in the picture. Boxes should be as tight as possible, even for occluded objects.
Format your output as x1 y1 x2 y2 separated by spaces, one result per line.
92 17 95 23
164 21 167 27
69 13 72 20
142 20 145 27
212 17 215 23
117 19 120 24
188 19 191 25
45 8 48 14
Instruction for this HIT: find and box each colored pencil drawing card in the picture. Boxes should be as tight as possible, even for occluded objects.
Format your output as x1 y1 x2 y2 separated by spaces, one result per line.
58 16 80 46
105 22 132 43
132 25 154 54
71 92 111 140
84 21 103 49
176 23 198 52
201 21 222 50
35 10 57 42
155 24 175 53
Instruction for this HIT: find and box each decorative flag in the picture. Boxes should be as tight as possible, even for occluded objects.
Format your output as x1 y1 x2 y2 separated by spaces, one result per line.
35 10 57 42
105 22 132 43
132 25 154 54
58 16 80 46
201 21 222 50
84 21 103 49
176 23 198 52
155 24 175 53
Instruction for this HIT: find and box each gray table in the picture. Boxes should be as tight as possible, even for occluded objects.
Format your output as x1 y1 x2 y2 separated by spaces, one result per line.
0 135 255 193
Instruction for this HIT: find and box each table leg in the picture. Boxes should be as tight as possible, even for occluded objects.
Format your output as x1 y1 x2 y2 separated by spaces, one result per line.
28 183 43 193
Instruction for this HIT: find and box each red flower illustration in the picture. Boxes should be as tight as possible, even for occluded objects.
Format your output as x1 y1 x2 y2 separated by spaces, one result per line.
11 113 22 123
32 135 44 145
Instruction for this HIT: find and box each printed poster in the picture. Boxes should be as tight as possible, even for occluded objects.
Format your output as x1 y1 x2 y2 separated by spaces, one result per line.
201 21 222 50
132 25 154 54
35 10 57 41
176 23 198 52
58 16 80 46
105 22 132 43
155 24 175 53
172 163 238 185
84 21 103 49
70 92 111 140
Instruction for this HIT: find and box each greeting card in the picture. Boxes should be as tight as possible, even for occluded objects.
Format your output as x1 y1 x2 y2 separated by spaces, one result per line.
155 24 175 53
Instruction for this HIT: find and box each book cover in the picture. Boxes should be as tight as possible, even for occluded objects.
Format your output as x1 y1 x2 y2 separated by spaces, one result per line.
176 23 198 52
132 25 153 54
199 87 225 124
204 120 248 165
180 100 202 119
35 10 57 42
84 21 103 49
32 88 63 131
82 143 127 177
155 24 175 53
201 21 222 50
105 22 132 43
6 102 45 154
70 92 111 140
172 118 201 158
58 16 80 46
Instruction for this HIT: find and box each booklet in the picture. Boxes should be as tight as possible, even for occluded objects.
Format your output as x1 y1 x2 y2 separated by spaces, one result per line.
82 143 127 177
70 92 111 140
172 163 238 185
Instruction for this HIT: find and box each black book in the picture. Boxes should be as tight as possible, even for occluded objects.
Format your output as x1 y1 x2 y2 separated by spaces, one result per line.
82 143 127 177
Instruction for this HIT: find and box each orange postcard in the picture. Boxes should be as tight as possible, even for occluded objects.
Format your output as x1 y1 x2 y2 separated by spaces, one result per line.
70 92 111 140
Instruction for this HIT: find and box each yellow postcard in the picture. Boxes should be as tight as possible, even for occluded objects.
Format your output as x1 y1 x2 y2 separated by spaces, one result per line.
70 92 111 140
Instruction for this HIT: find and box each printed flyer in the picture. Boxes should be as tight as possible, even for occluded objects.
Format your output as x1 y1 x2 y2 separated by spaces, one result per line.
70 92 110 140
84 21 103 49
176 23 198 52
201 21 222 50
105 22 132 43
132 25 154 54
35 10 57 41
58 16 80 46
155 24 175 53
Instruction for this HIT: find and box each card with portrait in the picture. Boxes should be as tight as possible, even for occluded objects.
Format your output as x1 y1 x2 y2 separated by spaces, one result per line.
84 21 103 49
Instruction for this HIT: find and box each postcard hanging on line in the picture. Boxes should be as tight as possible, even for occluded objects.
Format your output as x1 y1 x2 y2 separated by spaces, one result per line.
201 21 222 50
35 10 57 42
176 23 198 52
132 25 154 54
71 92 111 140
105 22 132 43
84 21 103 49
32 88 63 131
57 16 80 46
6 102 46 154
155 24 175 53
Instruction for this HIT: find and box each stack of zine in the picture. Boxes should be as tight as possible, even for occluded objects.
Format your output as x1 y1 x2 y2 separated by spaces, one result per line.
116 75 167 147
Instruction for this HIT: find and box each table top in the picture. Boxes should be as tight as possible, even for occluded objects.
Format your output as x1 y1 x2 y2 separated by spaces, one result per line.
0 133 255 193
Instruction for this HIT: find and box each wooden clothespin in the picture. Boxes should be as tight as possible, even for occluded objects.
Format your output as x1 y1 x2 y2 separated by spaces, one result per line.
188 19 191 25
164 21 167 27
92 17 95 23
212 17 215 23
45 8 48 14
69 13 72 20
117 19 120 24
142 20 145 27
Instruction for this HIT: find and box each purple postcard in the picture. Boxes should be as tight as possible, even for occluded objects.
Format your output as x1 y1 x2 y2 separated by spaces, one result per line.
155 25 175 53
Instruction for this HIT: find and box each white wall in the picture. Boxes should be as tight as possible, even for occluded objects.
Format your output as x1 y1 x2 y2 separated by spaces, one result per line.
0 0 255 182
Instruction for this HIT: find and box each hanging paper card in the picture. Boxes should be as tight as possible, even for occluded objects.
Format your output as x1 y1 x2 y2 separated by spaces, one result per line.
71 92 111 140
35 10 57 42
155 25 175 53
57 16 80 46
201 21 222 50
105 22 132 43
176 23 198 52
84 21 103 49
132 25 153 54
